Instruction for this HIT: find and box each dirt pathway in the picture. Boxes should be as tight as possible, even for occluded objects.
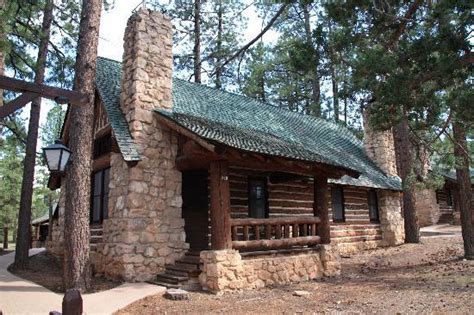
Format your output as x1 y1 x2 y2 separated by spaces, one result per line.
117 237 474 314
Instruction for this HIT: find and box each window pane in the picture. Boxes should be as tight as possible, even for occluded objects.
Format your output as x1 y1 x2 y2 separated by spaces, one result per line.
368 190 379 222
249 179 267 218
331 186 344 222
92 196 101 222
93 172 102 196
102 168 110 220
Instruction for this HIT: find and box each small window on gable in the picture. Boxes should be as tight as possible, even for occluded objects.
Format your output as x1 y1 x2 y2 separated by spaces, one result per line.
248 178 268 218
331 186 345 222
91 167 110 224
93 134 112 159
368 189 380 223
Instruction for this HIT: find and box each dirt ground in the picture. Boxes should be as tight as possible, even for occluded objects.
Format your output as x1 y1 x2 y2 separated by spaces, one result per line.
0 249 13 256
117 236 473 314
8 251 121 293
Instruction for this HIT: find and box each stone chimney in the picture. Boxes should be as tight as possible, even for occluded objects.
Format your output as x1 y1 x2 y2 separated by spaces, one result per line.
362 108 398 177
99 9 188 281
363 108 405 246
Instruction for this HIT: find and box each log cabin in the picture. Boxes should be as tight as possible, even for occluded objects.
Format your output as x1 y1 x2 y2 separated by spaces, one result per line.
46 8 405 293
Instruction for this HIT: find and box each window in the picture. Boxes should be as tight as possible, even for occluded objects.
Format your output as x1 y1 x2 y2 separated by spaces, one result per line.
93 135 112 159
368 189 380 222
331 186 345 222
248 178 268 218
91 168 110 224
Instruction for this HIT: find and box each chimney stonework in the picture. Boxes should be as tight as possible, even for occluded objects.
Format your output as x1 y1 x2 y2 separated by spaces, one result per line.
363 109 405 246
95 9 188 281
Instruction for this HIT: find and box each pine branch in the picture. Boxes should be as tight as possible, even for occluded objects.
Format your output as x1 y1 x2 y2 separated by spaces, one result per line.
211 3 289 77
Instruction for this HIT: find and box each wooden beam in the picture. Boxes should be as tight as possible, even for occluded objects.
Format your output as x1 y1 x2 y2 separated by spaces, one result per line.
0 75 87 105
209 160 232 250
232 236 321 251
0 92 39 119
154 113 216 153
314 176 330 244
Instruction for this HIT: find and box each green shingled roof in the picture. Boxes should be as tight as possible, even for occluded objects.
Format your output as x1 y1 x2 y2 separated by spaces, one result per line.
95 57 401 191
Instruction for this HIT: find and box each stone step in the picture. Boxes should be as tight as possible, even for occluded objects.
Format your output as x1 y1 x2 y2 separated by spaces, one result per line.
176 256 200 266
165 263 201 277
331 234 382 244
156 273 189 284
164 268 190 278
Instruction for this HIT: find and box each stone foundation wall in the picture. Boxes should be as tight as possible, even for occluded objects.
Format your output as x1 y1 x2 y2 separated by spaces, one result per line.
415 189 440 227
46 180 66 256
199 246 340 294
93 9 188 281
379 190 404 245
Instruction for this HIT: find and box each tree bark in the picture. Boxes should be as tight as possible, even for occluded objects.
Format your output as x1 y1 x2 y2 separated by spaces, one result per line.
215 1 223 89
302 3 321 116
0 0 5 108
330 64 339 122
393 113 420 243
452 121 474 259
2 225 8 249
13 0 54 270
193 0 201 83
64 0 102 291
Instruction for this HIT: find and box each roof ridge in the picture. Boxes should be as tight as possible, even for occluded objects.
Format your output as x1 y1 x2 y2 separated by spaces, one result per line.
97 56 362 147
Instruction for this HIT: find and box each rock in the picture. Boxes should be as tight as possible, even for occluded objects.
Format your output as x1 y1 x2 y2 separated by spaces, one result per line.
164 288 189 300
293 290 311 297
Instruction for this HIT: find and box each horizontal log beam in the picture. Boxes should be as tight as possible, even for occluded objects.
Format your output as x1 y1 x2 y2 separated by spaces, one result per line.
231 216 321 226
232 235 321 251
0 92 39 119
0 75 87 105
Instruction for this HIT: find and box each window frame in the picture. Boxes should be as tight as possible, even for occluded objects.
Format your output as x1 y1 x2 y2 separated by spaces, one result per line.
368 189 380 223
90 167 110 224
331 185 345 223
247 177 269 219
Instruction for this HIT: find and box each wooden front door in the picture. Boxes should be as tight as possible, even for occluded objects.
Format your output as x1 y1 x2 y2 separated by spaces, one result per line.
182 170 209 250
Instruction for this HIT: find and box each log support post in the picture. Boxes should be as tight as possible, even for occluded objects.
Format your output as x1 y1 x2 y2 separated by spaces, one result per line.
314 175 330 244
209 160 232 250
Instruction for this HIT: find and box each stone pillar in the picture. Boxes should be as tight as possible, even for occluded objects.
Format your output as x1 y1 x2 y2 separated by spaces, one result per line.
378 190 405 245
97 9 188 281
46 179 66 256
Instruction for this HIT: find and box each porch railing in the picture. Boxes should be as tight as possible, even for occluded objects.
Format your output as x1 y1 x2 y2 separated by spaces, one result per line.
230 216 321 251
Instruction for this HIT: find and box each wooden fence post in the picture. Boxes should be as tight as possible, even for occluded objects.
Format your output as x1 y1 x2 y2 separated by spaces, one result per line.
62 289 83 315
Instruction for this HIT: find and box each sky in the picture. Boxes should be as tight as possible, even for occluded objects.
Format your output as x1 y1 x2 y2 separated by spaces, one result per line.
33 0 277 149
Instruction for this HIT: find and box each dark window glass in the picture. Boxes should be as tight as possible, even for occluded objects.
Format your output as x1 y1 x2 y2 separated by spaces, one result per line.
249 178 267 218
331 186 345 222
93 135 112 159
368 190 380 222
90 167 110 223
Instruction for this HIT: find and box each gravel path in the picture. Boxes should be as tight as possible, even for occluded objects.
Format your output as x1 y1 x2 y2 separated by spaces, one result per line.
117 236 473 314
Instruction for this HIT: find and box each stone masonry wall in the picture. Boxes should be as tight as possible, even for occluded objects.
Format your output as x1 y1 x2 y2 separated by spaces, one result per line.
379 190 404 245
94 9 188 281
415 189 440 227
199 246 341 294
46 180 66 256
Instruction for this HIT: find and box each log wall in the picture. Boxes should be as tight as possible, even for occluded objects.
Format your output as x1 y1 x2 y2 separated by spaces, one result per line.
227 167 382 247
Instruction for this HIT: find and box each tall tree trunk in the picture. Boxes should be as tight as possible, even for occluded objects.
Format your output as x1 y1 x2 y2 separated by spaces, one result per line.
64 0 102 291
193 0 201 83
215 1 223 89
330 64 339 122
452 121 474 259
2 225 7 249
13 0 54 270
394 113 420 243
302 3 320 116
